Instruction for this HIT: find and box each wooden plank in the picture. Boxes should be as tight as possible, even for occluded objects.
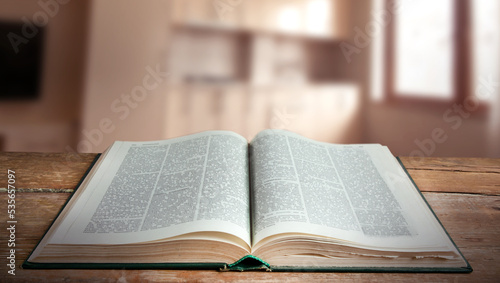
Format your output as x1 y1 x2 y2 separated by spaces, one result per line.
0 152 98 192
1 152 499 195
400 156 500 173
0 192 498 282
399 157 500 195
422 193 500 249
404 170 500 195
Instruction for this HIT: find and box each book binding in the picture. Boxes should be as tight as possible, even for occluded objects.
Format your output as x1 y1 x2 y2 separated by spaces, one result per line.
222 255 271 271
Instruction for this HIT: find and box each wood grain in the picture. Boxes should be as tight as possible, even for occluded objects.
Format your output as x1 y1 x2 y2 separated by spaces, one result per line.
0 192 498 282
401 157 500 195
0 153 499 282
1 152 499 195
0 152 98 192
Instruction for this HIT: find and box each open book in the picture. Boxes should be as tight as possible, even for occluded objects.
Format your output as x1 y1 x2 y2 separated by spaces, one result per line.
24 130 471 272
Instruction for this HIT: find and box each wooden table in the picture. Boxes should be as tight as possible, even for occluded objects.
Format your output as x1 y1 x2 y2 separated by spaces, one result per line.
1 153 499 282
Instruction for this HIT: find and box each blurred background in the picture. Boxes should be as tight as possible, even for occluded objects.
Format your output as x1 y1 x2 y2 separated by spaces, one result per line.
0 0 498 158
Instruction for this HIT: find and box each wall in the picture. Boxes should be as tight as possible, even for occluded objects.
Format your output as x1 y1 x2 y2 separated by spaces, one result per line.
490 83 500 158
366 105 489 157
339 0 371 146
490 5 500 158
80 0 171 153
0 0 89 151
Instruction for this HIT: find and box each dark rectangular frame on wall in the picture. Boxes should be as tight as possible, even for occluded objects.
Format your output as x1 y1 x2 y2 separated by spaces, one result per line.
0 20 45 101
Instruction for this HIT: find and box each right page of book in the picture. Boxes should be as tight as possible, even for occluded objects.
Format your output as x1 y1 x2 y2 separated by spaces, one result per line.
249 129 457 253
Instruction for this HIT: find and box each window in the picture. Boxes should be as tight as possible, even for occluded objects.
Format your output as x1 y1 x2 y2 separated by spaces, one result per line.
393 0 453 99
472 0 499 103
377 0 498 108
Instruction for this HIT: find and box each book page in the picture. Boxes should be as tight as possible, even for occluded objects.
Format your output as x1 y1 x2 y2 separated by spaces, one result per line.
250 130 454 252
49 131 251 247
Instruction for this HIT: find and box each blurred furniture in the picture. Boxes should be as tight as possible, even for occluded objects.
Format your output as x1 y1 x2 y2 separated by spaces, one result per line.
164 84 360 142
170 0 350 39
1 153 499 281
164 0 358 144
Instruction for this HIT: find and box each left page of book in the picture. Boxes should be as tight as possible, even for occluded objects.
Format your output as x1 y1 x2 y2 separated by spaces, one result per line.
38 131 251 250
